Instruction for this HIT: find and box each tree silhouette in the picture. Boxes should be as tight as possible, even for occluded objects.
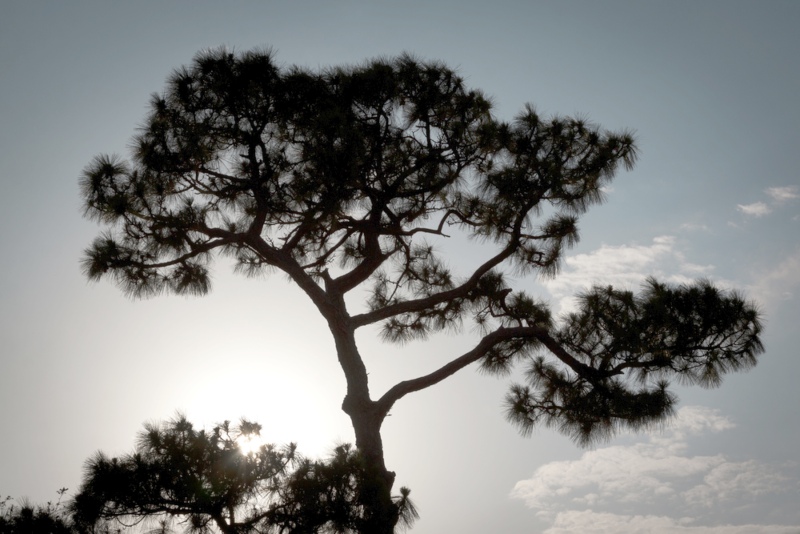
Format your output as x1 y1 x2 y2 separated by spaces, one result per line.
81 48 764 532
70 416 416 533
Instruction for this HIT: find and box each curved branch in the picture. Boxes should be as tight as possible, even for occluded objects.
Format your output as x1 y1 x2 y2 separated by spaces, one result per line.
375 325 595 416
375 328 512 415
96 235 239 272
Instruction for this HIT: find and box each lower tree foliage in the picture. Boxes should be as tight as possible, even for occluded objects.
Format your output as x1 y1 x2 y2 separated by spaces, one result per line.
70 416 416 534
0 491 74 534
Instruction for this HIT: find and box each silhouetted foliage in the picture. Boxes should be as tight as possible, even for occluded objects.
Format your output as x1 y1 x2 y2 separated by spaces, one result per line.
505 278 763 445
71 416 416 534
270 444 417 534
0 490 77 534
81 48 764 532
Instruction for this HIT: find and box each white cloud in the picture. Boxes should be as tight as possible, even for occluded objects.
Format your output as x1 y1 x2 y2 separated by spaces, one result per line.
736 202 772 217
511 406 798 533
651 405 734 447
542 236 712 314
683 460 788 507
747 249 800 310
681 262 715 275
735 185 798 219
511 407 733 511
766 186 799 203
542 510 799 534
680 223 711 233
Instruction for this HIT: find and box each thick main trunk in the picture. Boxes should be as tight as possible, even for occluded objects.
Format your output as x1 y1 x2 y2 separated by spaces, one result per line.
321 296 398 534
343 395 398 534
290 272 400 533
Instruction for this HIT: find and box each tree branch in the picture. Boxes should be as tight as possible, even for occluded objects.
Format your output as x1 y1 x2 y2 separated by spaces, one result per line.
375 328 511 414
351 242 518 328
375 325 598 415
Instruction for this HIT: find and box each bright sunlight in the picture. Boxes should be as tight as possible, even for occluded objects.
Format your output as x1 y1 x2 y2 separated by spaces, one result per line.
236 432 267 455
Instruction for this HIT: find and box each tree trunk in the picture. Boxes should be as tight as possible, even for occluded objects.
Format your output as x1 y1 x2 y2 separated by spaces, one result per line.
324 298 399 534
343 395 398 534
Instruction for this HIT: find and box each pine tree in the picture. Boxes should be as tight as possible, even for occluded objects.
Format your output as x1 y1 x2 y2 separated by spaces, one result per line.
81 48 763 533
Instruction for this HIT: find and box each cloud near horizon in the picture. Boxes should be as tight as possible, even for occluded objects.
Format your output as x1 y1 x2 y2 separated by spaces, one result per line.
540 510 800 534
511 406 799 533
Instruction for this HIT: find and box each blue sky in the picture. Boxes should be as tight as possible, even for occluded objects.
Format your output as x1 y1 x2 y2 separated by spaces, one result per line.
1 2 798 532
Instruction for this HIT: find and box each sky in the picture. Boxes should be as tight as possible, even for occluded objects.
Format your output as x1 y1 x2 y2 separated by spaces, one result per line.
1 1 799 532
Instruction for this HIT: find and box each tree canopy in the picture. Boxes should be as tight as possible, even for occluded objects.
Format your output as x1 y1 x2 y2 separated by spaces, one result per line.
81 48 763 532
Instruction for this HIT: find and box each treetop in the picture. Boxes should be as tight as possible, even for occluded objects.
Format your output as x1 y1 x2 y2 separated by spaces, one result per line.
81 48 761 449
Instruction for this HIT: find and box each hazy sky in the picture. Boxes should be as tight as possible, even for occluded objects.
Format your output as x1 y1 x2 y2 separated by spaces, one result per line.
1 2 799 532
